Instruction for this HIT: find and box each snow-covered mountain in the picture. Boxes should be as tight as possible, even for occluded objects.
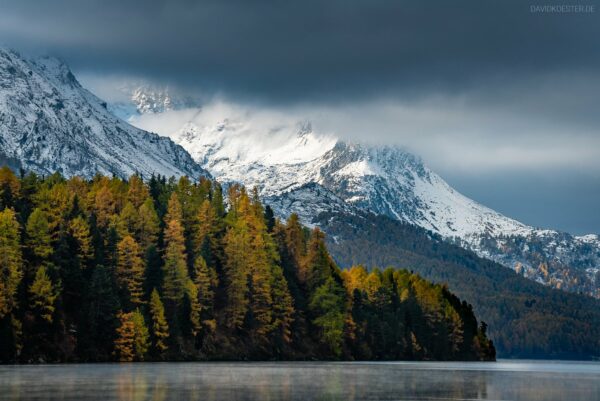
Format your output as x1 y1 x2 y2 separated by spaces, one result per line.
0 49 207 179
108 82 200 122
115 88 600 297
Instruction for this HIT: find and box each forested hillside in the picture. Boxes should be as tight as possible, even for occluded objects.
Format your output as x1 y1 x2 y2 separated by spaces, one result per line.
0 168 494 363
319 211 600 359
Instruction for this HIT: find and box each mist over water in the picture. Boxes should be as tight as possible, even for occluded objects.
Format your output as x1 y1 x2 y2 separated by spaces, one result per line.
1 361 599 401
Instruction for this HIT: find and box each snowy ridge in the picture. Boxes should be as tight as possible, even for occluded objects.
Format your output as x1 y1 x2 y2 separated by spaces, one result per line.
109 82 199 121
0 49 208 179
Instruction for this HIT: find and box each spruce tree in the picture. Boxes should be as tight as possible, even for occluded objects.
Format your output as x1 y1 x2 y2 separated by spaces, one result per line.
269 264 295 347
309 276 346 357
162 218 188 305
28 266 59 323
149 289 169 357
304 228 336 291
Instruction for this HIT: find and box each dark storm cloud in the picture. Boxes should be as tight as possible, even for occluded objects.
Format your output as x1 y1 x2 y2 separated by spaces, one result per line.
2 0 600 234
1 0 599 102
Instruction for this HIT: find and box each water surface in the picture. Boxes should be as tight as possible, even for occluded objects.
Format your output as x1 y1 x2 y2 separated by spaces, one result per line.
1 360 599 400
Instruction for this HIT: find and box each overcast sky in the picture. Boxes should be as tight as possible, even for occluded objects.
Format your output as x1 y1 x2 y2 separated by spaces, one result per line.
1 0 599 234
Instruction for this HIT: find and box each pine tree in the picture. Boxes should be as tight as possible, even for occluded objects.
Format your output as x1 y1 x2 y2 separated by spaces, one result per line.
25 208 53 267
116 202 138 238
136 198 160 250
223 227 249 330
284 214 307 283
92 183 116 229
158 193 192 351
149 289 169 357
19 172 41 220
184 279 202 336
114 311 135 362
28 266 59 323
210 182 225 219
116 235 145 306
309 276 346 357
114 310 149 362
193 200 217 261
175 176 201 234
33 181 70 236
68 216 93 265
0 166 20 210
304 228 336 291
162 224 188 305
193 255 215 316
247 232 274 340
165 192 183 226
131 309 150 361
0 208 23 319
270 264 295 346
127 175 149 209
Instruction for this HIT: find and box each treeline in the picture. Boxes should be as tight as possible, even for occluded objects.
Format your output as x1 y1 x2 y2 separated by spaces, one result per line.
0 168 494 362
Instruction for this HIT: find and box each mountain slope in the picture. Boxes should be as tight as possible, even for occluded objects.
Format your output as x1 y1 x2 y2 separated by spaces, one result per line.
0 49 207 179
154 108 599 297
313 206 600 359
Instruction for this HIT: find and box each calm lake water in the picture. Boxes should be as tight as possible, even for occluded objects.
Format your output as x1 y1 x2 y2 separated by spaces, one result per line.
0 360 599 401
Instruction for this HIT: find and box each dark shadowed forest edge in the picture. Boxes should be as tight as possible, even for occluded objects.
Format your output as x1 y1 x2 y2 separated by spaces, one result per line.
319 211 600 360
0 168 494 363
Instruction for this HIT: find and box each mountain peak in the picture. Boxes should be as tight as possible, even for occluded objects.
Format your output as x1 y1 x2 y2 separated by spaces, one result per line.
32 55 78 88
0 49 208 180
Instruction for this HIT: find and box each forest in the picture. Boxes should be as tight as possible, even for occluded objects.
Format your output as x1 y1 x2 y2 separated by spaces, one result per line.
321 210 600 359
0 167 495 362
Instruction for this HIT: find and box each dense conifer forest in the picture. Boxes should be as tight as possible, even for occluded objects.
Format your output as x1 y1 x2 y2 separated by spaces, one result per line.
0 168 494 362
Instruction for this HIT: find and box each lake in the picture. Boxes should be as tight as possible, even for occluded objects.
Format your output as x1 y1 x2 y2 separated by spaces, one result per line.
0 360 599 400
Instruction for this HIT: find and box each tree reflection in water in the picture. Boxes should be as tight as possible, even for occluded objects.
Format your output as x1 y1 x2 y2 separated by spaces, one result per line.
1 361 599 401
